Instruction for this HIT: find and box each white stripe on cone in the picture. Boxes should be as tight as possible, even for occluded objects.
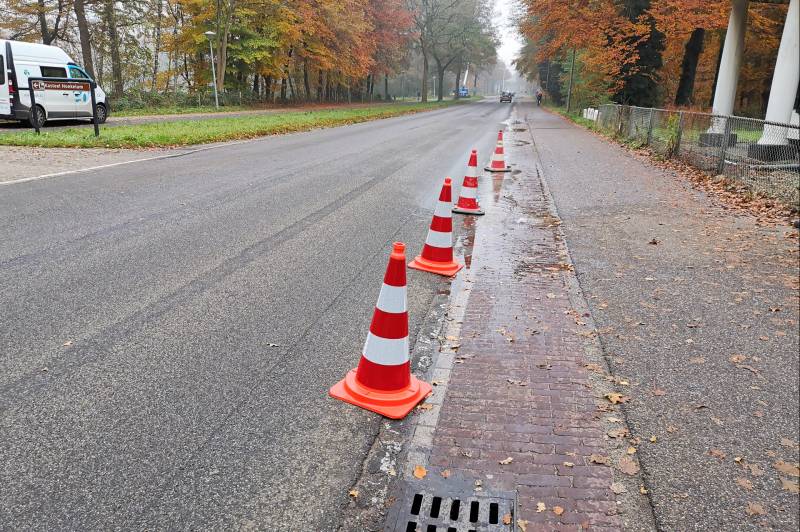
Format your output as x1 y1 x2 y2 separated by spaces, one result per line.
433 200 452 218
375 283 407 314
362 333 409 366
491 151 503 162
425 229 452 248
466 165 478 178
459 186 477 199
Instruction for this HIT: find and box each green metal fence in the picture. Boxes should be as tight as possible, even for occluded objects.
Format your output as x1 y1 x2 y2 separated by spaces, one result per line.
592 104 800 207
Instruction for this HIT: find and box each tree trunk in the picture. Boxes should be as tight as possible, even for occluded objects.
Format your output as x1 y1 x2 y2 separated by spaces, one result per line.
454 62 462 100
436 62 445 102
214 0 236 93
303 61 311 102
103 0 124 96
709 30 725 108
384 74 389 100
252 73 259 96
280 76 287 102
151 0 163 92
317 70 324 102
675 28 705 106
421 46 429 103
73 0 94 77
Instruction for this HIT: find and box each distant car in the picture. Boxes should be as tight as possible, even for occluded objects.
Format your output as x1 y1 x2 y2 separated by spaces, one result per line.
458 87 469 98
500 92 512 103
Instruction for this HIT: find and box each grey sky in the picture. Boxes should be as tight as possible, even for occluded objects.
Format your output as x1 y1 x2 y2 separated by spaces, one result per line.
494 0 523 68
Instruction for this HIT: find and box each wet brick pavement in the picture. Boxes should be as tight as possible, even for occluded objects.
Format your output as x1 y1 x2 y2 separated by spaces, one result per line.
427 124 632 531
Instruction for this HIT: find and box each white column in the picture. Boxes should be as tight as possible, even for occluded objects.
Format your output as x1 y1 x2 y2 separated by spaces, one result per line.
758 0 799 145
710 0 749 132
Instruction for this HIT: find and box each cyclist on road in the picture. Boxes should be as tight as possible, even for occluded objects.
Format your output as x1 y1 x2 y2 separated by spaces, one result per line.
536 89 543 106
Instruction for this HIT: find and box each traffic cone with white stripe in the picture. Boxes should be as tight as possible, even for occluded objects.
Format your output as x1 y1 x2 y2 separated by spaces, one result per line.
409 178 463 277
484 130 510 172
452 150 484 215
329 242 432 419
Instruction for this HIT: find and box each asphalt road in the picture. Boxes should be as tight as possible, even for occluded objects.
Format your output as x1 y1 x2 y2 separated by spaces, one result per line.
0 99 512 530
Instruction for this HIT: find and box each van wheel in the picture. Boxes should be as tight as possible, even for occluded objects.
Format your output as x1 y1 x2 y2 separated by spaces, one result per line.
27 105 46 129
95 103 108 124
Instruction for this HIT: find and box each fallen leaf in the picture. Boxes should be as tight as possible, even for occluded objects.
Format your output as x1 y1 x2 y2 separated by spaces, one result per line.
649 435 658 443
562 461 574 467
627 446 637 455
618 456 640 475
62 340 73 347
517 519 529 531
416 403 433 411
445 335 459 341
499 457 514 465
348 489 359 497
610 482 627 494
773 460 800 477
605 393 630 404
440 469 451 478
546 293 557 299
590 454 612 465
608 427 629 439
745 502 766 517
780 478 799 494
506 379 527 386
536 502 546 513
652 388 667 396
502 513 512 525
747 464 765 477
648 238 659 245
708 449 727 460
639 485 648 494
413 465 427 479
780 438 799 449
552 506 564 516
736 478 754 490
730 354 747 364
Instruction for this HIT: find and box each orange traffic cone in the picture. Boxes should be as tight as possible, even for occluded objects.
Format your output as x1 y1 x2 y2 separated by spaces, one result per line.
329 242 432 419
453 150 484 215
409 178 463 277
485 130 511 172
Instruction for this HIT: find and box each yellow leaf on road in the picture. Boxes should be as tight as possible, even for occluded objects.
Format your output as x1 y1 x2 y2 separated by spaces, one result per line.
413 465 427 479
499 457 514 465
536 502 546 512
552 506 564 516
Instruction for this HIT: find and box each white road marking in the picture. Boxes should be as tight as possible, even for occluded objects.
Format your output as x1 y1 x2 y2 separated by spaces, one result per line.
0 139 254 186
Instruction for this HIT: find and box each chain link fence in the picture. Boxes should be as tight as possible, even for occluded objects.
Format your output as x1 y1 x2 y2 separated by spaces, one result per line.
592 104 800 207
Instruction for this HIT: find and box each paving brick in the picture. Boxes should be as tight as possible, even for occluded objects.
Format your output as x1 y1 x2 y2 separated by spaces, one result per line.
420 133 622 531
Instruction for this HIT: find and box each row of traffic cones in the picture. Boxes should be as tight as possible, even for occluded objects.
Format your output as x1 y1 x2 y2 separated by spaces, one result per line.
329 131 509 419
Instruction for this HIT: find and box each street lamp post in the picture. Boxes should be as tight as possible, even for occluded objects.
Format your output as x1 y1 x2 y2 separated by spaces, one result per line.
204 31 219 109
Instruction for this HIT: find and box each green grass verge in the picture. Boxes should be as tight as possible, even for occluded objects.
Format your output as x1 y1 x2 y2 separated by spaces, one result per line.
0 101 463 149
113 105 247 117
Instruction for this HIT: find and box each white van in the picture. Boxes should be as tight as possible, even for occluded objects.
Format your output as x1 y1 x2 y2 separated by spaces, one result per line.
1 39 109 127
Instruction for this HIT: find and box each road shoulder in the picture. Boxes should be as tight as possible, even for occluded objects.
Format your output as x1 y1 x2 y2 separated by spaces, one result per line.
344 109 657 531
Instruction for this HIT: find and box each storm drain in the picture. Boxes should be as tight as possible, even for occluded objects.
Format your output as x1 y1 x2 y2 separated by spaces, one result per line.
390 480 515 531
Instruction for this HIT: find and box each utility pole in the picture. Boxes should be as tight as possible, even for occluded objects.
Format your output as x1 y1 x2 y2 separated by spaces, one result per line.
566 48 576 113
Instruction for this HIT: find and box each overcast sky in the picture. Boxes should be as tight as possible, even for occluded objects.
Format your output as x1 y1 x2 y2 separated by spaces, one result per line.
494 0 523 68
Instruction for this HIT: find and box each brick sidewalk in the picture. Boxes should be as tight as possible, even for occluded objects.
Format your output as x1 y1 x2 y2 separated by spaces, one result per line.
419 126 643 530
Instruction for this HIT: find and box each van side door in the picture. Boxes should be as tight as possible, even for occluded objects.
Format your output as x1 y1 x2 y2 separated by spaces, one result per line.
38 65 74 119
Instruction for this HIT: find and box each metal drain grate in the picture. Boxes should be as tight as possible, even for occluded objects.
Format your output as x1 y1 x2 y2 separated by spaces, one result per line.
390 477 515 532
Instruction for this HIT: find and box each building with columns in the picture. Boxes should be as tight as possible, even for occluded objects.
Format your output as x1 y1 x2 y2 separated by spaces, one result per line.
704 0 799 160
